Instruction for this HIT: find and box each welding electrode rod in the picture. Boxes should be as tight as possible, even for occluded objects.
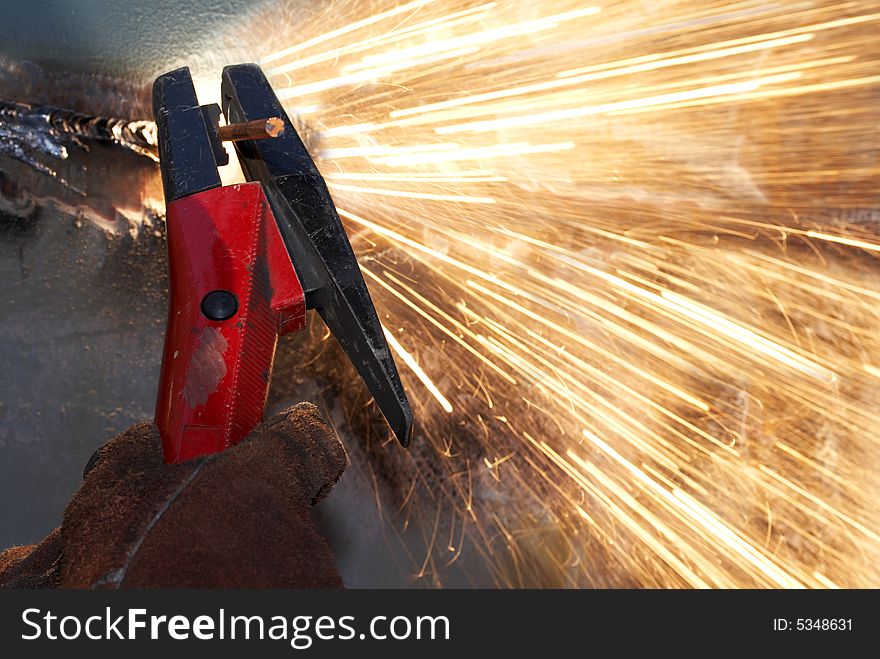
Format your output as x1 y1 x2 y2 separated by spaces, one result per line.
218 117 285 142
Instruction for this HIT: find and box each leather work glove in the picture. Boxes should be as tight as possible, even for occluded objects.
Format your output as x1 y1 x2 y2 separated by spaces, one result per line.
0 403 346 588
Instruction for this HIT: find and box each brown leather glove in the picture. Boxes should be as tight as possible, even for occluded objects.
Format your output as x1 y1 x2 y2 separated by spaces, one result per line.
0 402 346 588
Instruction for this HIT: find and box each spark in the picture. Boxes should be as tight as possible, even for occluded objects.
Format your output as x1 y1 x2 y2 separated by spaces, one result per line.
383 326 454 413
261 0 440 64
805 230 880 253
251 0 880 588
326 170 506 182
390 34 815 118
433 75 796 134
328 182 495 203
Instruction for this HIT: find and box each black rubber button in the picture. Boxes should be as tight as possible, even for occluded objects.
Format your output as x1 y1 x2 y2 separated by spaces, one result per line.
201 290 238 321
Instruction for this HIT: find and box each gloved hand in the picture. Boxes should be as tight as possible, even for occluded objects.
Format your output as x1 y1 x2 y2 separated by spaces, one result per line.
0 402 346 588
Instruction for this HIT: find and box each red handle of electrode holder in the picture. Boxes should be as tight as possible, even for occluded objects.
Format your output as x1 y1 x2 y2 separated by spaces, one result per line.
155 182 306 464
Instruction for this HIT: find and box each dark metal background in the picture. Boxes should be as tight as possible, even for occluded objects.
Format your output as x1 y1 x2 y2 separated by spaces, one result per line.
0 0 270 80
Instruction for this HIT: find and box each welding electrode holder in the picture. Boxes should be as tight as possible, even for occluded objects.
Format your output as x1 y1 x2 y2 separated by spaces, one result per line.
152 64 413 464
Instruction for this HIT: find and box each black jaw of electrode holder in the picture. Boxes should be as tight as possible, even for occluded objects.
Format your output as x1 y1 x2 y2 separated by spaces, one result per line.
153 64 413 446
152 68 226 203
